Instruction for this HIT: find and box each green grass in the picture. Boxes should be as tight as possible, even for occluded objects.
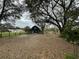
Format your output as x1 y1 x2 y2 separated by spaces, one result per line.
45 28 59 32
0 32 26 38
64 53 76 59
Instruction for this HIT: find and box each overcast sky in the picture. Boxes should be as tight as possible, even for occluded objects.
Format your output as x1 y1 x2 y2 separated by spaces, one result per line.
15 11 36 28
14 0 35 28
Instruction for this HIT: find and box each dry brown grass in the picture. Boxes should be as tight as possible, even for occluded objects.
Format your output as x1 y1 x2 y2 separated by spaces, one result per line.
0 32 76 59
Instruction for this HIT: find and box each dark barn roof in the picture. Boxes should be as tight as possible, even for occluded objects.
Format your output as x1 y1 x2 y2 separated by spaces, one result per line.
30 26 41 33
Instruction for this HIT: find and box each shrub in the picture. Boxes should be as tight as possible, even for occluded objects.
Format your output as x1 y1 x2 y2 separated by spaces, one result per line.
61 28 79 44
23 26 32 34
64 53 76 59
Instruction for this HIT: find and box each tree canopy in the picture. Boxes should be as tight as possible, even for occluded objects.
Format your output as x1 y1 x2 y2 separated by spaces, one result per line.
0 0 24 24
25 0 79 33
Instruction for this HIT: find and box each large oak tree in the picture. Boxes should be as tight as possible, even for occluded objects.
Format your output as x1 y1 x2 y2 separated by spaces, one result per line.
25 0 79 33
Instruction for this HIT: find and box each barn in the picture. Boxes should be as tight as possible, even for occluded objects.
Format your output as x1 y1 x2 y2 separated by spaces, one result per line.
30 26 41 33
24 25 42 33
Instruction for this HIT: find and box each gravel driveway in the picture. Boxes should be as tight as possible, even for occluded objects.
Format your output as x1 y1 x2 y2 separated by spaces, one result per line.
0 32 75 59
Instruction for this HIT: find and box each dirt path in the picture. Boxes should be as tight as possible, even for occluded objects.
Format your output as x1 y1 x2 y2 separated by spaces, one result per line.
0 32 75 59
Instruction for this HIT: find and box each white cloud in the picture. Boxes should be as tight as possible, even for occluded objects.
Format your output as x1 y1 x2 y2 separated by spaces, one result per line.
15 19 36 28
15 11 35 28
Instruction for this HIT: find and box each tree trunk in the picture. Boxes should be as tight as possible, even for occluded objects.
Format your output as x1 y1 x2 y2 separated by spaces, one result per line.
0 0 6 22
41 26 45 34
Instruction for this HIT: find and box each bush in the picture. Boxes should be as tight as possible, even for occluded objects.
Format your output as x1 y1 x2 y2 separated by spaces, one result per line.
61 20 79 44
23 26 32 34
61 28 79 43
60 21 79 44
64 53 76 59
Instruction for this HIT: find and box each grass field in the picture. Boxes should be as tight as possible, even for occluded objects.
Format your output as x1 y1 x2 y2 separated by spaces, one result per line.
0 32 26 38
